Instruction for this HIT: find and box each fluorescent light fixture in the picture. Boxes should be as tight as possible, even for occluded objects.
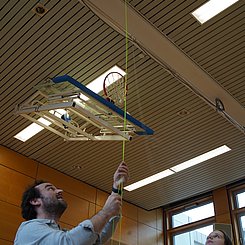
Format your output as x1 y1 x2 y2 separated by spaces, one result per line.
14 110 66 142
191 0 239 24
79 65 126 101
124 169 174 191
124 145 231 191
14 118 51 142
15 66 125 141
49 109 67 117
171 145 231 172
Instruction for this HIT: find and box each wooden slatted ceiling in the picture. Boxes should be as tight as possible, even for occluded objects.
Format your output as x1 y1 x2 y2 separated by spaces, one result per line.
130 0 245 107
0 0 244 210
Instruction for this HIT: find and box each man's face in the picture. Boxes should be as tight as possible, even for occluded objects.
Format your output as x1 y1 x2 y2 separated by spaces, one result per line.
35 183 67 216
205 230 225 245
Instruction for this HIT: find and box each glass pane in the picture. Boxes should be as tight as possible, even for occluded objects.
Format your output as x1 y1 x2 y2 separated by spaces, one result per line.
236 191 245 208
172 202 214 228
239 215 245 244
173 225 213 245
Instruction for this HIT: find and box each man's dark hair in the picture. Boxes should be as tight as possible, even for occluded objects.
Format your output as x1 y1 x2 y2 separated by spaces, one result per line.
21 180 46 220
218 230 232 245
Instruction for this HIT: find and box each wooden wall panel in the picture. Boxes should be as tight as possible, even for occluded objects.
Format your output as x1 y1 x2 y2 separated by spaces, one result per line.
0 165 34 206
215 213 232 224
213 187 231 223
0 239 13 245
138 223 158 245
156 208 163 231
122 202 138 221
60 192 90 226
95 204 138 244
96 189 109 206
89 202 96 218
138 207 157 229
37 164 96 203
0 201 23 242
157 229 164 245
96 204 102 213
0 146 37 177
113 217 138 245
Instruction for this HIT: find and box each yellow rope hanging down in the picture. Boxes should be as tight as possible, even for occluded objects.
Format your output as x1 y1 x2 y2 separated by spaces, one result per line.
118 1 129 244
122 0 128 163
111 1 129 245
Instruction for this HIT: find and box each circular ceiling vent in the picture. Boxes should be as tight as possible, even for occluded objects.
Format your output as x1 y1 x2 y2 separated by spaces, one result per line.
32 3 48 17
177 109 190 117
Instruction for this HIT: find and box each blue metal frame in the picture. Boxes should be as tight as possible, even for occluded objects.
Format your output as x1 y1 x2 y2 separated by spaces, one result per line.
52 75 154 135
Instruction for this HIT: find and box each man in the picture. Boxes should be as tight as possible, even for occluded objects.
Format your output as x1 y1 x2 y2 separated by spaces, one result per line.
14 161 129 245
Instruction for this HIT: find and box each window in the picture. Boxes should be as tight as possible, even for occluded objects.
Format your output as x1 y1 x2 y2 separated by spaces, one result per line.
238 215 245 244
172 202 214 228
166 197 215 245
173 225 213 245
236 192 245 208
229 184 245 245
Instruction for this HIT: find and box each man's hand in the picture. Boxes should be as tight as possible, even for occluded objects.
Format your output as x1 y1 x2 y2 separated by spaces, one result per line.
90 162 129 234
113 161 129 189
91 193 122 233
101 193 122 218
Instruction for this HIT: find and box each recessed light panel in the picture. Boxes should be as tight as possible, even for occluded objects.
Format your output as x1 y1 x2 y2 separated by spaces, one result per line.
191 0 239 24
124 169 175 191
14 118 51 142
124 145 231 191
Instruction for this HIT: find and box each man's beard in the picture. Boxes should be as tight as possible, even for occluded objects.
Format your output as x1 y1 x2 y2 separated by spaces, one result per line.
41 196 67 218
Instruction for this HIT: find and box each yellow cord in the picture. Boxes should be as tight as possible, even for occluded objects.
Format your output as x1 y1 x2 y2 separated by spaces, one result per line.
117 1 129 245
111 1 128 245
110 219 115 245
122 0 128 163
118 182 124 245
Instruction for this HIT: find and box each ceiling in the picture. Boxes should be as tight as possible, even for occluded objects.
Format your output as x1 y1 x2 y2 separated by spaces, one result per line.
1 0 244 210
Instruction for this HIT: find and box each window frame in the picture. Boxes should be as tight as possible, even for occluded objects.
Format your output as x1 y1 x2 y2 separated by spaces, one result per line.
165 196 215 245
229 184 245 245
237 213 245 244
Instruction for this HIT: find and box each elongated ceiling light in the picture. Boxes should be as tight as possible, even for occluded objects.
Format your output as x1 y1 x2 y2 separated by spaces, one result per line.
171 145 231 172
124 169 175 192
191 0 239 24
14 118 52 142
124 145 231 191
14 65 125 142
